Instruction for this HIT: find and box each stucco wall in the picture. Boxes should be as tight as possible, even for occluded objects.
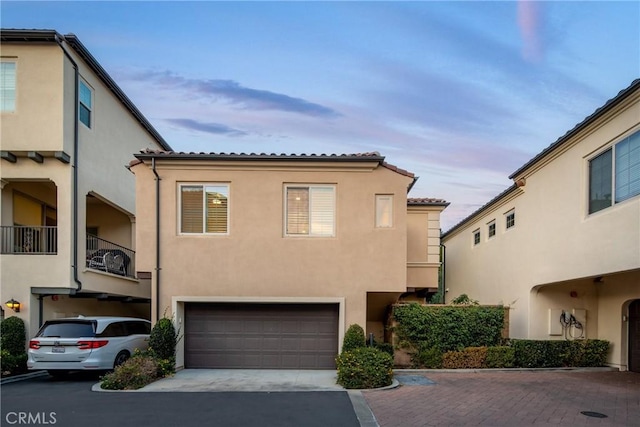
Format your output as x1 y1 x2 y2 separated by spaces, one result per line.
443 90 640 368
133 160 415 331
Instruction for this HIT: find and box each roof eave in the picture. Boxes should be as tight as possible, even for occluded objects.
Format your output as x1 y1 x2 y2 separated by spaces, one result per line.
509 78 640 180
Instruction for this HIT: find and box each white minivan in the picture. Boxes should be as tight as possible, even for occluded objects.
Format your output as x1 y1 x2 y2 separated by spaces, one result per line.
27 316 151 377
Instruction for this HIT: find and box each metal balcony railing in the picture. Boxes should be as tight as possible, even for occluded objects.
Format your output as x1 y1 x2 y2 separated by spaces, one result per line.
1 226 58 254
86 235 136 278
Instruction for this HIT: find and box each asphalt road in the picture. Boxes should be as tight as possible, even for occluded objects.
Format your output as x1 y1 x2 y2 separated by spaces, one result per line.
1 373 360 427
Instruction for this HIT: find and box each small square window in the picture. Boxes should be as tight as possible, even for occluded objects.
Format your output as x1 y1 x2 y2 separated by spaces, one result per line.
375 195 393 228
473 229 480 245
506 210 515 229
488 221 496 238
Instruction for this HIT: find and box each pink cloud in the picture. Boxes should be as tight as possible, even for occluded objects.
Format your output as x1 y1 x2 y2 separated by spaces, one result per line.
518 0 544 63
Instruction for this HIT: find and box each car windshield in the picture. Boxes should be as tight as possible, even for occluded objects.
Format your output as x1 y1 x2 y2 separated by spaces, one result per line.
37 321 96 338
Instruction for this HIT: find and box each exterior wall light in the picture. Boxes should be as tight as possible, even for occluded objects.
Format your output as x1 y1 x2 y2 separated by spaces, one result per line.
5 299 21 312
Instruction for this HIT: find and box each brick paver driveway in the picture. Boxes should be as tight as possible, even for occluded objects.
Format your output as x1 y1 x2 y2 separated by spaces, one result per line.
364 371 640 426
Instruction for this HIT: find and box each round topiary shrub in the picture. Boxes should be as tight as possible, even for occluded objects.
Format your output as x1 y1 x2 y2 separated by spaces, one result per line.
1 316 27 375
336 347 394 389
1 316 26 355
342 324 366 353
149 317 177 361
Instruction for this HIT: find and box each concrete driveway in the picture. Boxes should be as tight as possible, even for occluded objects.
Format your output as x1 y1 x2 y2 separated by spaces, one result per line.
133 369 345 392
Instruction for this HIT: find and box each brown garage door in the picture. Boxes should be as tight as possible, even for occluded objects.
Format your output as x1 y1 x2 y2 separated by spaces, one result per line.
185 303 339 369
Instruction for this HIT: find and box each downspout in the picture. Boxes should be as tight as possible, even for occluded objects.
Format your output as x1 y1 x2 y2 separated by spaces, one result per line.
440 243 446 304
55 35 82 292
152 158 161 321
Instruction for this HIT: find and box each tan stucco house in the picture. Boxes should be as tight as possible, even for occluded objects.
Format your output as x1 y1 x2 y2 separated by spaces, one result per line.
130 151 447 369
0 29 171 337
442 79 640 372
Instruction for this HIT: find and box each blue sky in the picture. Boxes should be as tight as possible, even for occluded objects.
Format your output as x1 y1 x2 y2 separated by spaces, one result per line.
2 1 639 229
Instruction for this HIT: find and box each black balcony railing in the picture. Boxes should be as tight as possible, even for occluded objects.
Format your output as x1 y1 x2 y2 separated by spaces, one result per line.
85 235 135 278
1 226 58 254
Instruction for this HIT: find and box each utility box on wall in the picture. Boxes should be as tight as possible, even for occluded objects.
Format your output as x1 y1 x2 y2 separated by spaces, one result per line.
548 309 563 336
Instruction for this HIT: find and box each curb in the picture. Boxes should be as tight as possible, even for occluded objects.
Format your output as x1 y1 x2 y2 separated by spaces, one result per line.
393 367 619 374
0 370 48 385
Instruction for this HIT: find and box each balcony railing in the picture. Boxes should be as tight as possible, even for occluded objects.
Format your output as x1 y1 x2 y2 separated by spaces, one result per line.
1 226 57 254
86 235 135 279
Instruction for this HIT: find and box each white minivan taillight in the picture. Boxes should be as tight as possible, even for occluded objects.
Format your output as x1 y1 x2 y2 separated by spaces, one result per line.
29 340 40 349
77 340 108 350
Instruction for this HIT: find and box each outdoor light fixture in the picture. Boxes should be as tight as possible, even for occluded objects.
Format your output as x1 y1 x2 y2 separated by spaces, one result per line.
5 299 20 313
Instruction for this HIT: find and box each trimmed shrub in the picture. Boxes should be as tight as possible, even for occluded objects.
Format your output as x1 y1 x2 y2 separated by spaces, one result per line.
512 339 609 368
149 317 177 364
393 303 505 353
485 346 515 368
569 339 609 367
1 350 28 374
1 316 26 355
336 347 393 389
442 347 487 369
342 324 366 353
0 316 27 375
101 354 159 390
411 344 442 369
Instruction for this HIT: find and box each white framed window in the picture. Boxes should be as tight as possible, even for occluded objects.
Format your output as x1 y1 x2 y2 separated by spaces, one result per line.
505 210 515 229
375 194 393 228
179 184 229 234
1 61 17 112
589 130 640 214
473 229 480 246
79 79 93 128
285 185 335 237
487 220 496 238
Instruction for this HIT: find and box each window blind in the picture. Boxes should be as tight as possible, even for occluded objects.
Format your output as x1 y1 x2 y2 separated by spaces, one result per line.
181 186 203 233
615 131 640 203
0 62 16 112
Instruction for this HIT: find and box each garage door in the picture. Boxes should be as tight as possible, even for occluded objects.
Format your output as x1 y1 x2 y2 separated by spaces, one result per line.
184 303 339 369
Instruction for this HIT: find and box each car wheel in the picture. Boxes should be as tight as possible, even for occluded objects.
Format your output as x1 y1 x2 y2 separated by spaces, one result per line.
47 370 69 379
114 351 130 369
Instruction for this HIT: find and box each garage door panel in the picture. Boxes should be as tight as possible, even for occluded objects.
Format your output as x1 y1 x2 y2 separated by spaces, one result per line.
185 303 338 369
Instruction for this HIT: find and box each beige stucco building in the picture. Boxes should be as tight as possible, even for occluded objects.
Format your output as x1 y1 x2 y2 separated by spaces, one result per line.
442 80 640 372
130 151 447 369
1 30 171 337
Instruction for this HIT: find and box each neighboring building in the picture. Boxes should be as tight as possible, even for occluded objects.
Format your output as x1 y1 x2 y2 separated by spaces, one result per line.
442 80 640 371
0 29 172 337
130 151 447 369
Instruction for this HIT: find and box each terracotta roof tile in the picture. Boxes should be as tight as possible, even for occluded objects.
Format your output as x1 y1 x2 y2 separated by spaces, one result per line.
407 197 449 206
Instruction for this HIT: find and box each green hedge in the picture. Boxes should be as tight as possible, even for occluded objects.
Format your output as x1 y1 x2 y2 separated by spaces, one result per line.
393 303 505 352
485 346 515 368
336 347 393 389
512 339 609 368
410 341 606 369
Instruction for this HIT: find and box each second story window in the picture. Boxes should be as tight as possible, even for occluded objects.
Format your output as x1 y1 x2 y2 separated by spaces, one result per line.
589 130 640 214
488 221 496 238
473 229 480 245
505 210 515 229
180 184 229 234
286 185 335 237
1 61 16 112
375 194 393 228
79 80 93 128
